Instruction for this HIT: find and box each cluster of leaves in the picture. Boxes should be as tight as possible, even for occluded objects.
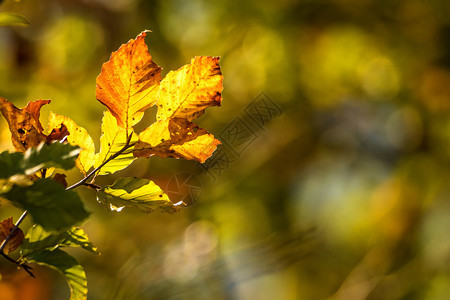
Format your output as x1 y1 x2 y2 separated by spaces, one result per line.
0 31 222 299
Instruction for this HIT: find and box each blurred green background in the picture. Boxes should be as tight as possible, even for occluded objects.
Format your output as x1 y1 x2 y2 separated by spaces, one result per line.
1 0 450 299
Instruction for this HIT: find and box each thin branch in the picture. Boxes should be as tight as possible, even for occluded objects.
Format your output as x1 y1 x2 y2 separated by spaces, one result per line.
66 132 134 191
0 210 35 278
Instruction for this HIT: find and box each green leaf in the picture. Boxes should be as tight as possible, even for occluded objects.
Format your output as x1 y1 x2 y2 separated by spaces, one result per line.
4 178 89 231
0 13 29 27
96 177 179 213
94 111 137 176
21 225 98 257
24 249 87 300
0 142 81 179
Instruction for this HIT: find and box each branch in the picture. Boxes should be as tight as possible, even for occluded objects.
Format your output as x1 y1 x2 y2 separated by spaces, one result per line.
66 132 134 191
0 210 35 278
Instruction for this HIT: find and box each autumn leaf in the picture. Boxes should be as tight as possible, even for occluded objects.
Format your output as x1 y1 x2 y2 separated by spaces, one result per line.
53 173 68 188
0 217 24 254
134 118 220 163
0 97 50 152
48 112 96 175
156 56 222 121
46 123 69 143
96 31 162 129
133 56 223 163
94 111 137 176
96 177 179 213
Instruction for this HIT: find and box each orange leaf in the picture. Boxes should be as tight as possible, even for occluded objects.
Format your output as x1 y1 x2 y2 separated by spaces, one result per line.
0 97 50 152
46 123 70 143
48 112 96 175
53 173 68 188
96 31 162 129
0 217 24 255
134 118 220 163
156 56 222 122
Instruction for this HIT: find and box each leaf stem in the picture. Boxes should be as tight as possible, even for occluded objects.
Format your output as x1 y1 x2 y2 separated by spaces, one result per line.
66 132 134 191
0 210 35 278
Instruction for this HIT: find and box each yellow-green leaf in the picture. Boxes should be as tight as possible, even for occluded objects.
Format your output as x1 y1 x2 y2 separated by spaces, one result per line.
134 118 220 163
96 31 162 129
21 225 98 257
96 177 179 213
94 111 137 175
24 249 87 300
48 112 95 175
156 56 222 121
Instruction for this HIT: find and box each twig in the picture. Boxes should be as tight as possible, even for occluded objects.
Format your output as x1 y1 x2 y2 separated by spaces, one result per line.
66 132 134 191
0 210 35 278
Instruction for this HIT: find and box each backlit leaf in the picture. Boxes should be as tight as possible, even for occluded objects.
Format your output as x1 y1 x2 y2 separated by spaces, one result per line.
4 178 89 231
94 111 137 176
134 118 220 163
96 31 162 129
48 112 95 175
96 177 178 213
0 217 24 254
24 249 87 300
46 123 69 143
0 97 50 152
156 56 222 121
21 225 98 257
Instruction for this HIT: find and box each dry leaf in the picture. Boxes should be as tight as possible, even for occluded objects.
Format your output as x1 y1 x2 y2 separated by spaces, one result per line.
53 173 68 188
46 123 70 143
48 112 96 175
156 56 222 121
96 31 162 129
0 97 50 152
0 217 24 254
134 118 220 163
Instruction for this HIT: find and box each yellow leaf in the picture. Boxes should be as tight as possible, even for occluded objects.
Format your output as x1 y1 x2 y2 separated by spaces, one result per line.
156 56 222 121
48 112 95 175
0 97 50 152
96 177 179 214
94 111 137 175
96 31 162 129
134 118 220 163
0 217 24 254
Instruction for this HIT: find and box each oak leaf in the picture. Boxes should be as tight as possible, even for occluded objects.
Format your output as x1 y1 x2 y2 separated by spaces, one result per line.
134 118 220 163
0 217 24 254
48 112 96 175
96 31 162 129
156 56 222 121
0 97 50 152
